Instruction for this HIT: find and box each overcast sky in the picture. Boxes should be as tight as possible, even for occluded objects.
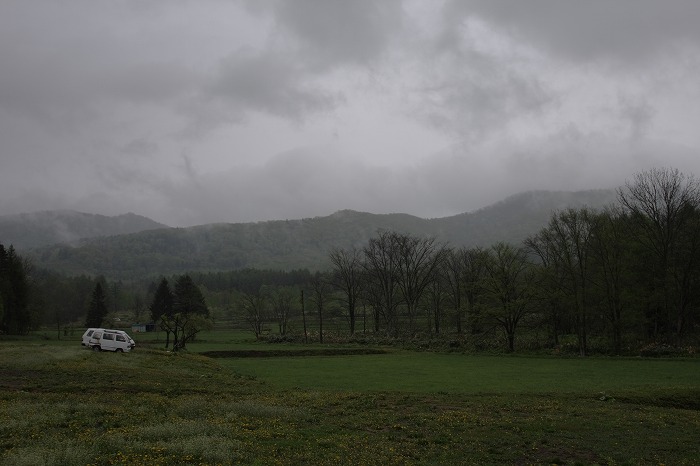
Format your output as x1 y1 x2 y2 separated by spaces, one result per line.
2 1 700 226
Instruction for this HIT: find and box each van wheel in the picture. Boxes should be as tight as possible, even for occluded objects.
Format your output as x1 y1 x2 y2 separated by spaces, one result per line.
116 348 123 353
92 346 101 352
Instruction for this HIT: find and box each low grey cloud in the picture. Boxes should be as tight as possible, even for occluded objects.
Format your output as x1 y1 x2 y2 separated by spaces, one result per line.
414 57 553 140
1 1 700 227
205 50 340 122
121 138 159 157
445 0 700 64
126 138 681 227
616 94 655 142
184 0 404 131
270 0 404 69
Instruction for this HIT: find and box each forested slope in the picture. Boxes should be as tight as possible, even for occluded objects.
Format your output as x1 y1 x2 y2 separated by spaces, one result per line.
27 189 617 278
0 210 169 249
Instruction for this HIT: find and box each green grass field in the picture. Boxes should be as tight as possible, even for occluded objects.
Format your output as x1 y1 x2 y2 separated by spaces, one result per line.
217 351 700 394
1 330 700 465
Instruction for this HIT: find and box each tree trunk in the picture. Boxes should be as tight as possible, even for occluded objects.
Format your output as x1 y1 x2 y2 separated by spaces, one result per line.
318 302 323 344
455 303 462 334
506 326 515 353
300 290 308 344
349 301 356 336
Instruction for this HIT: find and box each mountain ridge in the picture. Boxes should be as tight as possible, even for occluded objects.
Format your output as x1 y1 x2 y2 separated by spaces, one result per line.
18 189 619 279
0 210 170 249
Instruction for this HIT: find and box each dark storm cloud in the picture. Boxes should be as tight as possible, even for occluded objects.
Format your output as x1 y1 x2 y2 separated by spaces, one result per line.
445 0 700 63
100 62 198 105
120 138 159 157
270 0 404 69
2 0 700 227
402 10 556 141
190 0 404 129
0 1 198 132
415 59 553 139
204 50 340 122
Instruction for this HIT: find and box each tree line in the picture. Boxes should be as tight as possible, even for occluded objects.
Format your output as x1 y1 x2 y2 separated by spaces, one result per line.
2 264 212 351
3 167 700 355
325 167 700 354
0 244 30 334
147 275 210 350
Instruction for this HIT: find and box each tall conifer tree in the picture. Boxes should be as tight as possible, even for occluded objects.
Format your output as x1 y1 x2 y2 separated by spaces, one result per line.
85 282 108 328
0 244 31 334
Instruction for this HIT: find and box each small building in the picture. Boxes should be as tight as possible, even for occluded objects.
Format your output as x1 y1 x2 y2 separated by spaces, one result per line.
131 323 157 333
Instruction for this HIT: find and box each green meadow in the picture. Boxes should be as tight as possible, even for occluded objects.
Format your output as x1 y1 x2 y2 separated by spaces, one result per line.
1 331 700 465
218 351 700 394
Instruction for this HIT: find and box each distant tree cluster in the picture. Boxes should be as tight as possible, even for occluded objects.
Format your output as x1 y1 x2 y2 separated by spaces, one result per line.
186 269 312 339
326 167 700 354
326 229 546 351
148 275 210 351
7 167 700 356
0 244 31 334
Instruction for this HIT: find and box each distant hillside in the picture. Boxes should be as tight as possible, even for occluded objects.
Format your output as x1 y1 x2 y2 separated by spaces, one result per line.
434 189 619 245
0 210 169 249
26 189 617 279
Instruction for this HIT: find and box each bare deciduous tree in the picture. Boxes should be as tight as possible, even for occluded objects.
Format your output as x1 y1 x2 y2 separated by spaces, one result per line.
461 247 489 334
482 243 537 353
309 272 332 343
442 248 464 333
618 167 700 339
241 291 266 340
268 286 295 336
527 208 597 356
588 208 632 354
362 231 402 336
329 247 363 335
394 234 448 333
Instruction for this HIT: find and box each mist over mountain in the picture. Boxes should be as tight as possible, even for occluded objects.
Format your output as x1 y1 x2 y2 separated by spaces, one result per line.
0 211 169 250
18 189 618 279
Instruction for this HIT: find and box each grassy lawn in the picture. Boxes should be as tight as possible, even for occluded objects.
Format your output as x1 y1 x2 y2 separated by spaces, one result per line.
1 335 700 465
216 351 700 394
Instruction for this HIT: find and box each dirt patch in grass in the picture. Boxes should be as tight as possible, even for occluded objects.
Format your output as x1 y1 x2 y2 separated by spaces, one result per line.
200 348 388 358
616 387 700 411
0 369 44 391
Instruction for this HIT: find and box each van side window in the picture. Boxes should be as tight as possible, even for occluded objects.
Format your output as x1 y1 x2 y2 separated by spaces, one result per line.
103 333 114 340
116 335 125 342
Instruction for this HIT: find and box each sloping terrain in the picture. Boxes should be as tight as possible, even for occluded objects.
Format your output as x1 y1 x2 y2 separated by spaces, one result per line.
25 189 617 278
0 210 169 249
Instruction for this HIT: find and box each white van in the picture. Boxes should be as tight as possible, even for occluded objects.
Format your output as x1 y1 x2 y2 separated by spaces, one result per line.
87 329 135 352
81 328 98 346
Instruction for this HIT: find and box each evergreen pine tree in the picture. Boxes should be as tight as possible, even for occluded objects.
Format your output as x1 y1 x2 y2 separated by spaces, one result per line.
149 278 174 348
149 278 173 322
173 275 208 316
169 275 210 350
0 244 31 334
0 290 4 328
85 282 108 328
